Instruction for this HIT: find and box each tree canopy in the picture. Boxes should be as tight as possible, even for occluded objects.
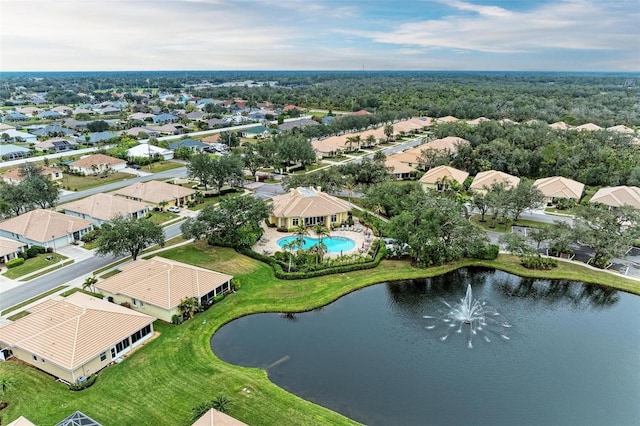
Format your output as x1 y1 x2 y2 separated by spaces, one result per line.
95 215 165 261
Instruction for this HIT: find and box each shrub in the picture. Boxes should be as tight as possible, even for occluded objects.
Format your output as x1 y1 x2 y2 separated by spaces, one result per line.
32 245 46 254
555 198 576 210
171 314 183 325
471 244 500 260
265 219 276 228
81 230 99 243
6 257 25 268
212 294 225 304
69 374 97 391
521 256 558 270
25 247 40 258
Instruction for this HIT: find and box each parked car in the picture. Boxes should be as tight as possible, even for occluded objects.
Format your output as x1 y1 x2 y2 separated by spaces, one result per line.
167 206 180 213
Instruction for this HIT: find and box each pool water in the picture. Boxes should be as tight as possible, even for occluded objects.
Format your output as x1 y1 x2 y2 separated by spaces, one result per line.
277 236 356 253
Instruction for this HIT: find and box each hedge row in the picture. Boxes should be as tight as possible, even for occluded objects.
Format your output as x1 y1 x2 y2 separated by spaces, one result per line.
238 242 385 280
6 257 25 268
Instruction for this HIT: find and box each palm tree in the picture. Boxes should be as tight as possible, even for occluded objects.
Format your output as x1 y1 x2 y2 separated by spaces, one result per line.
212 395 231 413
293 223 308 251
82 276 98 293
283 240 298 272
312 241 327 266
384 124 394 142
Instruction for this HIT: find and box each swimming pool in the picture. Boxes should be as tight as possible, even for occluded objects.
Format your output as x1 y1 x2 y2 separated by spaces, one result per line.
277 236 356 253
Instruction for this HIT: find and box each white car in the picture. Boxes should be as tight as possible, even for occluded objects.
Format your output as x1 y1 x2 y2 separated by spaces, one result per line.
167 206 180 213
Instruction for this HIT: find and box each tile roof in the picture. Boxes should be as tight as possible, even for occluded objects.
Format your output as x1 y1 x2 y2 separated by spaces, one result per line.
0 235 27 257
419 165 469 185
3 165 62 184
575 123 602 131
0 293 154 371
385 157 415 175
70 154 126 169
470 170 520 191
7 416 37 426
60 193 150 222
271 187 351 218
590 186 640 209
606 124 635 134
436 115 459 123
0 209 93 243
96 257 233 310
549 121 571 130
533 176 584 200
114 180 195 204
191 408 248 426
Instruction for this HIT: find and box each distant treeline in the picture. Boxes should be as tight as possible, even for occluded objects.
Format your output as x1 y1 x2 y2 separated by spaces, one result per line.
1 71 638 126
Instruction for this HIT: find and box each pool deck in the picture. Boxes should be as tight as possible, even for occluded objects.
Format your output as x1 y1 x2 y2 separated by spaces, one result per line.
254 223 375 257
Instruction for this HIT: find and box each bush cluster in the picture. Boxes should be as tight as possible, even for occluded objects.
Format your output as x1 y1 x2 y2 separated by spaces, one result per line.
69 374 98 391
6 257 25 268
521 256 558 270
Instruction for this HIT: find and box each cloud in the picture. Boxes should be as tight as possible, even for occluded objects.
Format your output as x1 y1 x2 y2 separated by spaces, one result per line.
347 0 638 54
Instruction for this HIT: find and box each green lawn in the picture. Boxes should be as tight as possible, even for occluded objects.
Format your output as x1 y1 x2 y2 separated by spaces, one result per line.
3 253 69 280
470 214 551 233
146 211 178 225
59 172 133 192
2 244 638 426
138 161 184 174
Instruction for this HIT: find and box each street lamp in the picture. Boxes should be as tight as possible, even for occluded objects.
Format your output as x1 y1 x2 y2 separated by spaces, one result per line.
52 235 56 253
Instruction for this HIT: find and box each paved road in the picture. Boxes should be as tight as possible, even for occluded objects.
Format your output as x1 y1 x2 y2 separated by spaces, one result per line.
0 221 185 311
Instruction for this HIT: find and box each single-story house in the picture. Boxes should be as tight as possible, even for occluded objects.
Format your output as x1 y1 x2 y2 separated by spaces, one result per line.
606 125 636 134
34 137 78 152
549 121 571 130
2 112 30 122
62 119 89 130
575 123 603 131
192 408 248 426
467 117 491 126
30 124 76 137
17 107 43 116
114 180 195 207
127 143 174 160
123 127 160 138
436 116 459 123
127 112 155 121
278 118 319 131
168 138 209 152
96 257 233 322
68 154 127 175
533 176 585 203
241 125 275 138
0 144 32 160
0 235 27 264
1 129 37 143
420 165 469 191
0 123 16 132
423 136 470 154
0 292 155 384
60 193 151 226
3 165 63 184
0 209 93 249
385 157 416 180
152 113 178 124
51 105 73 115
590 186 640 209
76 131 119 145
470 170 520 193
270 186 351 229
36 110 63 120
7 416 37 426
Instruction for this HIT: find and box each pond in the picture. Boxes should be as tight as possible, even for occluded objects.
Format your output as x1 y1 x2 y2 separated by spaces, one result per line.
211 268 640 426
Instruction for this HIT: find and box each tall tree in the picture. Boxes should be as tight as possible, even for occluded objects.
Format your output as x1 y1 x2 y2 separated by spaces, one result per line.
187 153 215 190
506 181 544 221
181 195 271 249
95 215 165 261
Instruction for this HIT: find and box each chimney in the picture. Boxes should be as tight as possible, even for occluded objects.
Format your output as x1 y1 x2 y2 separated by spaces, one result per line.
316 186 322 193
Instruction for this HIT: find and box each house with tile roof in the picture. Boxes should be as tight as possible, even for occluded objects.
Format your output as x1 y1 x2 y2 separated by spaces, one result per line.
0 144 32 160
0 235 27 264
2 165 63 184
575 123 603 131
68 154 127 175
7 416 37 426
470 170 520 193
533 176 584 203
127 143 174 160
34 137 78 153
60 193 151 226
192 408 248 426
114 180 195 207
0 292 155 384
95 257 233 322
385 157 416 180
168 138 209 152
590 186 640 209
0 209 93 249
606 124 635 134
419 165 469 191
269 186 351 229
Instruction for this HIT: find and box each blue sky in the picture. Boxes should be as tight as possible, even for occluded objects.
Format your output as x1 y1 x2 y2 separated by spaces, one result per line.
1 0 638 71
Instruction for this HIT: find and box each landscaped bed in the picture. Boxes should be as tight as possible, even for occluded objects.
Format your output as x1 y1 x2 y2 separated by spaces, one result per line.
1 244 638 425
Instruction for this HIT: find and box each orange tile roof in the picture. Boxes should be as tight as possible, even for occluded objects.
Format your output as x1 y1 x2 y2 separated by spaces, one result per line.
0 235 27 257
2 166 62 184
271 187 351 218
96 257 233 310
0 293 154 371
590 186 640 209
69 154 126 168
192 408 248 426
470 170 520 191
0 209 93 243
533 176 584 200
419 165 469 185
114 180 195 204
60 193 151 221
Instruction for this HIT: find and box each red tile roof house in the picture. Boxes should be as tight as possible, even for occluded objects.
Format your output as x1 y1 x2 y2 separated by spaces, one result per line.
59 193 152 226
68 154 127 176
0 292 155 384
0 209 93 250
95 257 233 323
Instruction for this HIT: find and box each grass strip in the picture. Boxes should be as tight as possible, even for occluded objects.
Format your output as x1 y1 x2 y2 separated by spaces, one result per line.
1 285 67 316
18 260 74 282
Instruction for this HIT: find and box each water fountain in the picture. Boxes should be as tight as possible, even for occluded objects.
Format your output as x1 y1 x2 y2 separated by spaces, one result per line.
424 284 511 348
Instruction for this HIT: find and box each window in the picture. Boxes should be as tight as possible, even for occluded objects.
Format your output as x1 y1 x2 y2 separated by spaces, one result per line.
132 298 137 306
110 337 131 359
292 218 299 226
32 355 37 361
131 324 152 345
100 352 107 362
331 215 337 222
